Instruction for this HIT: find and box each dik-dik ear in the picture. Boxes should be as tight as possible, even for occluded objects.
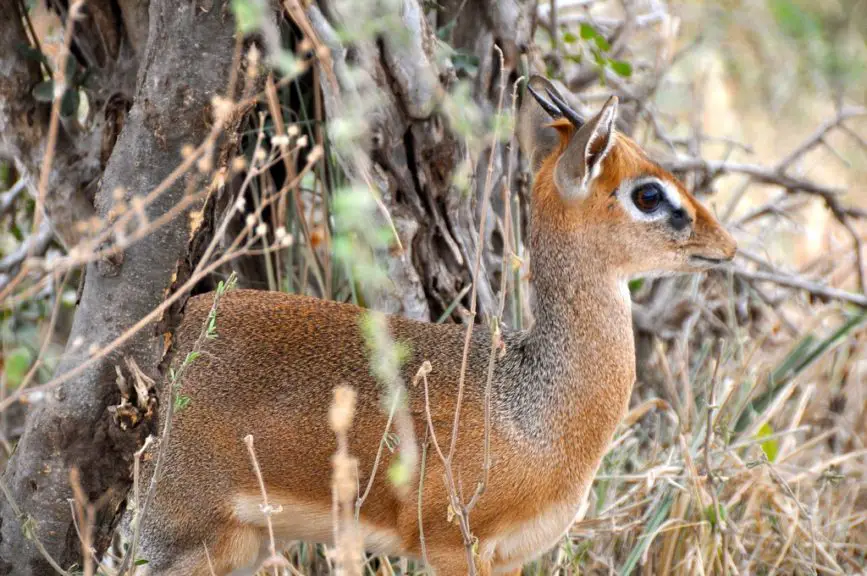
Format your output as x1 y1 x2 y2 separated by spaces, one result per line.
554 95 618 200
517 76 567 172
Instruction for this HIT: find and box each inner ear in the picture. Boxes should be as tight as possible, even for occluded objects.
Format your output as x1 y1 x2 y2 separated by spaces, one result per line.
553 95 619 200
587 130 609 168
585 100 617 171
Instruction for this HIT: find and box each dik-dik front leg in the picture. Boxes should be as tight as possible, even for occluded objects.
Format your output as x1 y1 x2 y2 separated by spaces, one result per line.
427 550 523 576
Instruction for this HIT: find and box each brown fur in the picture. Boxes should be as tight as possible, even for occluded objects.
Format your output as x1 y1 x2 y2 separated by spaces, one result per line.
129 78 736 575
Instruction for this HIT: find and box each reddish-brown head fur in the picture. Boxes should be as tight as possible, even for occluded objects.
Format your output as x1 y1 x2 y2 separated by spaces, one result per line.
519 76 737 281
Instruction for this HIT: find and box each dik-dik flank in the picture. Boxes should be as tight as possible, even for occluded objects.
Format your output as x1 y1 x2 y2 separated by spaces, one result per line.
131 76 736 575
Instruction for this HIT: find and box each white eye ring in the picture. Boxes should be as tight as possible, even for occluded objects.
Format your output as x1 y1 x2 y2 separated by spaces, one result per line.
616 177 681 222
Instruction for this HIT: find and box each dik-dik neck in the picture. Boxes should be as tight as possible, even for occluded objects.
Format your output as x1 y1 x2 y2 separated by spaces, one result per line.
505 220 635 453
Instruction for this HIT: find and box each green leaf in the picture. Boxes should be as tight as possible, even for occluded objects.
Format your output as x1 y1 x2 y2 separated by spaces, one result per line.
620 492 674 575
174 395 191 411
60 89 79 117
451 51 480 77
579 23 597 40
628 278 644 293
134 559 149 566
757 423 779 462
437 19 456 40
594 34 611 52
609 59 633 77
16 43 50 67
562 31 578 44
32 81 55 102
388 459 410 487
4 347 33 388
231 0 265 34
704 502 727 529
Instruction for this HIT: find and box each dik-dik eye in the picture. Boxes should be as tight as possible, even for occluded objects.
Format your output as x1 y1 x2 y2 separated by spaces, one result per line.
632 183 663 213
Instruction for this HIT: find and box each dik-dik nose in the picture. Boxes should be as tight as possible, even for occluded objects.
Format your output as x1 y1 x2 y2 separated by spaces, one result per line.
719 226 738 261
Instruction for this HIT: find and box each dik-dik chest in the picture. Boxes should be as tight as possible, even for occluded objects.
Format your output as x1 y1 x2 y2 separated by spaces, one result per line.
480 475 595 570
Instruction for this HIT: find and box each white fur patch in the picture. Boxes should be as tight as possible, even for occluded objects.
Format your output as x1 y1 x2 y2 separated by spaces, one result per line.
481 479 598 572
232 493 402 556
480 499 579 571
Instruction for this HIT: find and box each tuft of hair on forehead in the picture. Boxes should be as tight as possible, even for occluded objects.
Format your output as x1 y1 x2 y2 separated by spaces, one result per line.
547 117 576 145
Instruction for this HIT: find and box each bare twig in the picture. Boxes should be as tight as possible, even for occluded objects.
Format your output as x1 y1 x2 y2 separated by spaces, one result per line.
244 435 291 575
120 273 237 575
732 267 867 308
468 75 523 512
30 0 83 256
0 475 68 575
355 386 403 516
0 178 26 215
0 219 53 274
329 386 363 576
774 107 866 171
661 157 843 199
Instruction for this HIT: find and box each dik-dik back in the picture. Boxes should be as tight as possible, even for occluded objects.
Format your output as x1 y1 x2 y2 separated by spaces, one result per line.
130 76 736 575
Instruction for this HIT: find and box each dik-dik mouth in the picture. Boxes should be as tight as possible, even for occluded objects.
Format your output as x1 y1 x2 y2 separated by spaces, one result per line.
688 254 729 268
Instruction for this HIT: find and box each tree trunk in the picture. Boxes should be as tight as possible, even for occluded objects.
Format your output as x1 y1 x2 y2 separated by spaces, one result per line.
0 0 236 572
0 0 535 571
308 0 533 324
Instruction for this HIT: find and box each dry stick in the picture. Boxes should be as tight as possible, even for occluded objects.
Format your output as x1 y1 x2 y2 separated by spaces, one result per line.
417 429 430 568
703 344 729 572
0 149 321 407
467 75 523 512
732 267 867 308
2 269 70 409
448 43 508 462
418 362 476 575
30 0 82 257
66 501 107 576
264 74 326 294
120 275 236 576
355 386 403 517
330 386 363 576
68 468 95 576
203 543 218 576
763 460 818 575
244 435 293 575
0 59 313 304
840 217 867 294
774 107 866 171
0 475 68 575
431 44 508 575
0 178 26 215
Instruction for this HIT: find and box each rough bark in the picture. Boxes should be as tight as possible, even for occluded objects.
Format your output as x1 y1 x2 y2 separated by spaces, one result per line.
0 0 236 572
310 0 533 324
0 0 145 252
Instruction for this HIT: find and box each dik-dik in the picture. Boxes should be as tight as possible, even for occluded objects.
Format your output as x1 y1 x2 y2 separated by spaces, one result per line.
130 76 736 575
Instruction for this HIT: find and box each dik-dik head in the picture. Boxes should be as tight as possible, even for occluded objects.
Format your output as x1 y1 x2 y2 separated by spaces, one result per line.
518 76 737 277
